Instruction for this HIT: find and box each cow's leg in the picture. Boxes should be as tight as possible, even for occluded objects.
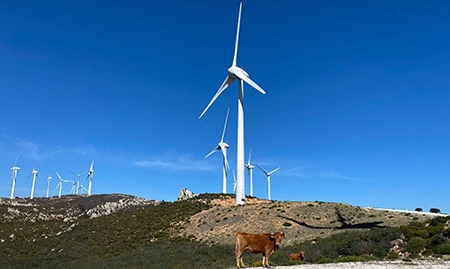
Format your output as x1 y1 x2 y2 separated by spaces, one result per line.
264 251 271 267
235 250 245 268
262 253 267 267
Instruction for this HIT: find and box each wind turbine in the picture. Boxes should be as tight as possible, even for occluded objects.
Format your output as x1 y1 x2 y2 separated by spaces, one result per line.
46 172 52 198
255 164 280 201
86 160 94 196
245 148 255 197
10 155 20 199
27 162 39 199
70 180 77 194
55 171 67 198
199 2 266 205
70 170 87 195
78 184 88 194
205 108 230 193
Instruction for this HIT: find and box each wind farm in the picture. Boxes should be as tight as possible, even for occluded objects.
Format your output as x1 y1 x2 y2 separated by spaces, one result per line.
1 1 449 215
1 2 450 268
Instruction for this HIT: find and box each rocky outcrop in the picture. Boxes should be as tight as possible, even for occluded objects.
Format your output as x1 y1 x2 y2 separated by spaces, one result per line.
178 188 196 201
86 197 159 218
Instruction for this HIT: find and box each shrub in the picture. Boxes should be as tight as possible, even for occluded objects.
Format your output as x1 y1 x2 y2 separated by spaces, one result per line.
434 243 450 255
283 222 292 227
415 208 423 212
404 237 426 254
430 208 441 214
317 258 334 264
422 249 434 256
336 256 364 262
387 252 398 259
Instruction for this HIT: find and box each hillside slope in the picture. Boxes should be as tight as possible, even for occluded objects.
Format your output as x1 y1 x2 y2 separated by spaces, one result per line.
0 193 446 269
180 195 433 246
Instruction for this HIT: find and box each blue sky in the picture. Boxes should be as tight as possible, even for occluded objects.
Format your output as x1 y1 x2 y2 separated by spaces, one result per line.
1 1 449 213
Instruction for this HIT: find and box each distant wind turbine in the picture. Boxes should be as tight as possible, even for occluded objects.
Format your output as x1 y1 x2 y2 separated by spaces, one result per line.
78 184 88 194
245 149 255 197
86 160 94 196
55 171 68 198
205 108 230 193
27 162 39 199
199 2 266 205
70 170 87 195
10 155 20 199
46 172 52 198
70 180 77 194
255 164 280 201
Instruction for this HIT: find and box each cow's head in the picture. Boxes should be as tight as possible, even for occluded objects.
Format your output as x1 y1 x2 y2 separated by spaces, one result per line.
270 232 285 249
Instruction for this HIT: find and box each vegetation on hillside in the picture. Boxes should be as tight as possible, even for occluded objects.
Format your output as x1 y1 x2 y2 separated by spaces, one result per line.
1 194 449 268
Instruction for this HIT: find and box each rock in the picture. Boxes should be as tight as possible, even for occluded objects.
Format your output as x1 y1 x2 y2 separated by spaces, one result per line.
178 188 196 201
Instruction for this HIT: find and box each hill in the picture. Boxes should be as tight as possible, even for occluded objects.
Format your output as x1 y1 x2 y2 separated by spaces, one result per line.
0 193 448 269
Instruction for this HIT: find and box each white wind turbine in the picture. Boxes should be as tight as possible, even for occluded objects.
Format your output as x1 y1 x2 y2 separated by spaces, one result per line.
70 170 87 195
46 172 52 198
10 155 20 199
27 162 39 199
78 184 88 194
55 171 68 198
245 149 255 197
86 160 94 196
70 180 77 194
255 164 280 201
199 2 266 205
205 108 230 194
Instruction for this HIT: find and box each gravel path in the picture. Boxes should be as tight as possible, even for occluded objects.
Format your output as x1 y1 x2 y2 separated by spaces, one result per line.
245 260 450 269
236 260 450 269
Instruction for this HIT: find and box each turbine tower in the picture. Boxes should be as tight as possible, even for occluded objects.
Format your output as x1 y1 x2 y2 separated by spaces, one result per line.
86 160 94 196
27 162 39 199
245 149 255 197
256 164 280 201
205 108 230 193
10 155 20 199
70 170 87 195
46 172 52 198
199 2 266 205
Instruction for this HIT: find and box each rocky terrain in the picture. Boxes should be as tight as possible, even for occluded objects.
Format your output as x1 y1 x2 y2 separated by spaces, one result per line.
0 193 159 222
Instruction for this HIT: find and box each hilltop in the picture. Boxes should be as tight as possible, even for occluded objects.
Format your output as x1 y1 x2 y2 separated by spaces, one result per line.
0 193 448 269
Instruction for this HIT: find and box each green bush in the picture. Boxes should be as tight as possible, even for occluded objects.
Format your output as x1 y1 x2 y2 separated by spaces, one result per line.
336 256 364 262
387 252 399 259
405 237 426 254
434 243 450 255
317 258 334 264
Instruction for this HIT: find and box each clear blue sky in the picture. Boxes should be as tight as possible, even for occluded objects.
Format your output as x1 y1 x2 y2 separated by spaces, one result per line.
1 1 449 213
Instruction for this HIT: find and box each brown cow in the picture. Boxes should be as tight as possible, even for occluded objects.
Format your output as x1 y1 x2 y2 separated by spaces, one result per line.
235 231 285 268
289 251 305 261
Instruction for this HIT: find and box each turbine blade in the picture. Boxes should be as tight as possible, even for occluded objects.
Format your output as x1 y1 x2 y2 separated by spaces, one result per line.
13 155 19 167
232 2 242 67
55 171 62 180
220 146 229 170
255 164 268 175
199 76 235 118
247 148 252 165
235 69 266 94
205 146 220 158
269 167 281 175
220 108 230 142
